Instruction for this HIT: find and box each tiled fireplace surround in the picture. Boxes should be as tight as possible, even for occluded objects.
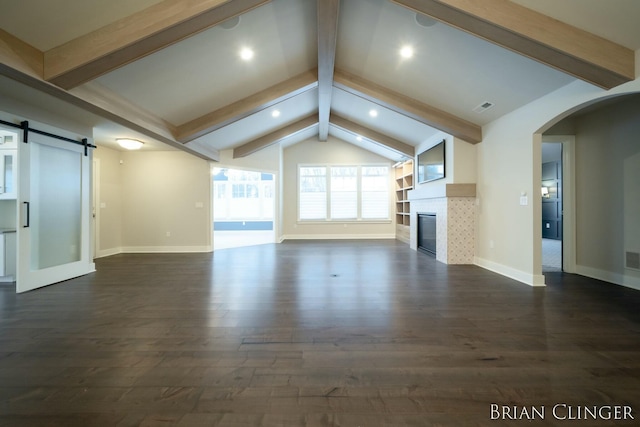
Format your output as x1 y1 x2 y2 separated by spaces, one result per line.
408 184 476 265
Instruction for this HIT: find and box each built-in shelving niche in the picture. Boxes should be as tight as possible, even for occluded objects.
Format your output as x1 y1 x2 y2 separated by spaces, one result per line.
394 160 413 243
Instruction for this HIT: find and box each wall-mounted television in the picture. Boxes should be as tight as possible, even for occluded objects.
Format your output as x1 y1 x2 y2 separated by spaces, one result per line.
417 139 445 183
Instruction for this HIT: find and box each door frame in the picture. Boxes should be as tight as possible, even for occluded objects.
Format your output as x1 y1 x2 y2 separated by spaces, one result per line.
542 135 576 274
211 164 278 250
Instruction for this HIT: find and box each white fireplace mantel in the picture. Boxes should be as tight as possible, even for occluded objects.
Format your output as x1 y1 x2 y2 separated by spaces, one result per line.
408 184 476 265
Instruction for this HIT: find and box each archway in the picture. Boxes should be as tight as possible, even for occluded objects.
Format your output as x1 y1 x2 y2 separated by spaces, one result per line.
536 92 640 288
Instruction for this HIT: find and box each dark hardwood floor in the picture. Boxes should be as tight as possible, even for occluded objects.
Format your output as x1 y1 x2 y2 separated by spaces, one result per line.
1 240 639 426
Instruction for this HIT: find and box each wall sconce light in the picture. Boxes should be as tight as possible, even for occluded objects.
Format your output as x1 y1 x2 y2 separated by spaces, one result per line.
117 138 144 150
541 187 550 198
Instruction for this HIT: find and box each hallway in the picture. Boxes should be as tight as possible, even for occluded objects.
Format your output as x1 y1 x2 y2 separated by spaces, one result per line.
1 240 638 426
542 238 562 272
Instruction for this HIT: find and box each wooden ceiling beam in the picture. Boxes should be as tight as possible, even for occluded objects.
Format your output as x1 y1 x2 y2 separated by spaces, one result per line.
70 82 179 144
334 68 482 144
330 114 415 158
44 0 271 89
392 0 635 89
12 76 217 161
317 0 340 141
177 69 318 143
233 113 318 158
0 33 217 160
0 29 43 80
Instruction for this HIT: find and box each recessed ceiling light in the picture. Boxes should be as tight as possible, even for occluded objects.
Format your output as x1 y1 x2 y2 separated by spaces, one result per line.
117 138 144 150
369 109 378 118
399 45 414 59
239 47 254 61
272 110 281 118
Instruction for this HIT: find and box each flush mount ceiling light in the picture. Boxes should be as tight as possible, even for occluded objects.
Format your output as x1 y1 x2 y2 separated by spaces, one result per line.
117 138 144 150
271 110 281 118
239 47 254 61
399 45 414 59
369 109 378 118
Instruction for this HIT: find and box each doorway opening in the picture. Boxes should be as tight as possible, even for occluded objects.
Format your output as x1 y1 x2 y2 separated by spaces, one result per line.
541 142 563 273
212 167 275 250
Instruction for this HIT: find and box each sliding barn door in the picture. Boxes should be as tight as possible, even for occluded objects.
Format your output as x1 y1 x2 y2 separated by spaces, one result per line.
17 131 93 293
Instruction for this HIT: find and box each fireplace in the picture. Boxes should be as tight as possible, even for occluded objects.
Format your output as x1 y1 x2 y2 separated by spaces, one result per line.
409 184 476 264
417 213 436 256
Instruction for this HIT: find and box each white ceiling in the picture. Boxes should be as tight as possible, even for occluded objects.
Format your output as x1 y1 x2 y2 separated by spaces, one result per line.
94 0 318 125
0 0 639 161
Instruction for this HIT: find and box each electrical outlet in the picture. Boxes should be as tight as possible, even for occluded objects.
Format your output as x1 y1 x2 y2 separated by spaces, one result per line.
166 231 171 237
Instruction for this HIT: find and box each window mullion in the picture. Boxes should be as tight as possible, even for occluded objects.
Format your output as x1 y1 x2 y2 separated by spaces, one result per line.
357 166 362 220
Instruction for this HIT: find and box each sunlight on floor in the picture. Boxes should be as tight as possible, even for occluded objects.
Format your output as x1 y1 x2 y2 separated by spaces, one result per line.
213 230 275 250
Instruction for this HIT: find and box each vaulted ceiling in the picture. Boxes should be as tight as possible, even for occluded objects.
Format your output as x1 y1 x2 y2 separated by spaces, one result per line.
0 0 638 162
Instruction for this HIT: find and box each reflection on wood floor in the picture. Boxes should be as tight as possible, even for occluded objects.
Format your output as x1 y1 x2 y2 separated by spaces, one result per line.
1 240 639 426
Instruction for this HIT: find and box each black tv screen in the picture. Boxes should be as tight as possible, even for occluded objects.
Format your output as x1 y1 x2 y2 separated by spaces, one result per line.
417 140 445 183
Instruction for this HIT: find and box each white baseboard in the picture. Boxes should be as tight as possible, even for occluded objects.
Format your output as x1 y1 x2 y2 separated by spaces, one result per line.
474 256 546 287
121 246 213 253
575 265 640 291
281 234 396 241
95 247 123 259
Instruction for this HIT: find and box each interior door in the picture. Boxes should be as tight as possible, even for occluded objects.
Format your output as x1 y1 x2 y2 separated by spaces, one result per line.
17 130 94 293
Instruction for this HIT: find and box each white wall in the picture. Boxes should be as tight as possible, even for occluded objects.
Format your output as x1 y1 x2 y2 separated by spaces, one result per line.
571 96 640 289
93 148 213 255
475 61 640 287
413 132 477 193
92 146 123 257
0 92 92 138
119 151 212 252
282 136 396 239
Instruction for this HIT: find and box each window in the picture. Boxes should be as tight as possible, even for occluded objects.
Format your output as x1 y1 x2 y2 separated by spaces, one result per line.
331 167 357 219
362 166 389 219
298 165 389 221
299 167 327 220
213 167 275 221
232 183 246 198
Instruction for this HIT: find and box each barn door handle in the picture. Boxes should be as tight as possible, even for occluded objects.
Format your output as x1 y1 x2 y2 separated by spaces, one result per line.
23 201 30 228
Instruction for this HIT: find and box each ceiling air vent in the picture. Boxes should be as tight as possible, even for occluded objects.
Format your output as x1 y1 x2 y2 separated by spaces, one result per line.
625 251 640 270
473 101 494 114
